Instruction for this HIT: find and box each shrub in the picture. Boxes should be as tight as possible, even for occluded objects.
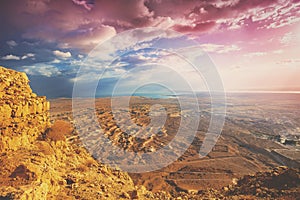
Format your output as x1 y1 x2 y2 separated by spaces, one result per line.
85 158 98 168
76 164 89 172
36 141 54 155
45 120 73 142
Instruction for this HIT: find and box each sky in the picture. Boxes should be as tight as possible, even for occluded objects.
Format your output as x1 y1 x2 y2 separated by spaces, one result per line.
0 0 300 98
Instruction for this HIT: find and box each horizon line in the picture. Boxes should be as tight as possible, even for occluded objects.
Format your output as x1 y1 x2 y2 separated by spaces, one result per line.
49 90 300 99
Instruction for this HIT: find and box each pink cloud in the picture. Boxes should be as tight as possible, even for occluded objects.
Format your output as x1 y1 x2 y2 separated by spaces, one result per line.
72 0 94 10
1 0 299 51
62 24 117 51
173 21 216 33
1 0 300 92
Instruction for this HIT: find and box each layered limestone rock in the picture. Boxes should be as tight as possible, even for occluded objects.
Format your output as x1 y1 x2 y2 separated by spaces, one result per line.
0 66 50 151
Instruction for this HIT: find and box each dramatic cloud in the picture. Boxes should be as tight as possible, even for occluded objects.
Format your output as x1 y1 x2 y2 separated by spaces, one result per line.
0 0 300 95
53 50 72 58
1 0 298 51
1 54 20 60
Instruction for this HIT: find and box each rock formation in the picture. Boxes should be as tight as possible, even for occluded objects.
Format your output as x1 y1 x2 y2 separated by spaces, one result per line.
0 66 50 152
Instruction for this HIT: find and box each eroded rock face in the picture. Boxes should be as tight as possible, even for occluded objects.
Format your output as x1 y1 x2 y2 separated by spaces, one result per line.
0 67 153 200
0 66 50 151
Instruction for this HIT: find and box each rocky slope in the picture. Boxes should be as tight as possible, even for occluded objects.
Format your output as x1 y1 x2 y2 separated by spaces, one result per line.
225 166 300 199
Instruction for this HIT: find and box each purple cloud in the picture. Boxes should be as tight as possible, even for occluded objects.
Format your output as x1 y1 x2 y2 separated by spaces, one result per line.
0 0 299 52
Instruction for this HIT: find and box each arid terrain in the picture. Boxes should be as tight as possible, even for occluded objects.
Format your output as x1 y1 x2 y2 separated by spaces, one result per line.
49 93 300 198
1 66 299 199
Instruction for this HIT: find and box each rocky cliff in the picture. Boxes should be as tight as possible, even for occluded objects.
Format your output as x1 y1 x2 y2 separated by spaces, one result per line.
0 66 50 152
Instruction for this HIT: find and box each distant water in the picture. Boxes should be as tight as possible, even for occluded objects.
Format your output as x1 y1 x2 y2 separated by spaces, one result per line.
95 93 172 99
132 93 171 99
96 91 222 99
92 91 300 100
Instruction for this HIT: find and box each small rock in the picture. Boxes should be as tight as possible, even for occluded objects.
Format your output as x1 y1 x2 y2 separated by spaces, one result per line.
121 192 130 199
89 183 95 188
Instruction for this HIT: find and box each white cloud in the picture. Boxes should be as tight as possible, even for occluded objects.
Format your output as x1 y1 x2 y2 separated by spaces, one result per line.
267 15 300 29
244 52 267 57
280 32 293 45
276 59 300 65
1 54 20 60
22 64 61 77
244 49 282 58
21 53 35 60
70 72 99 82
216 1 300 31
112 46 213 92
200 43 241 54
115 52 208 92
53 50 72 58
272 49 283 54
78 28 181 75
6 40 17 48
51 59 61 63
214 0 239 8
